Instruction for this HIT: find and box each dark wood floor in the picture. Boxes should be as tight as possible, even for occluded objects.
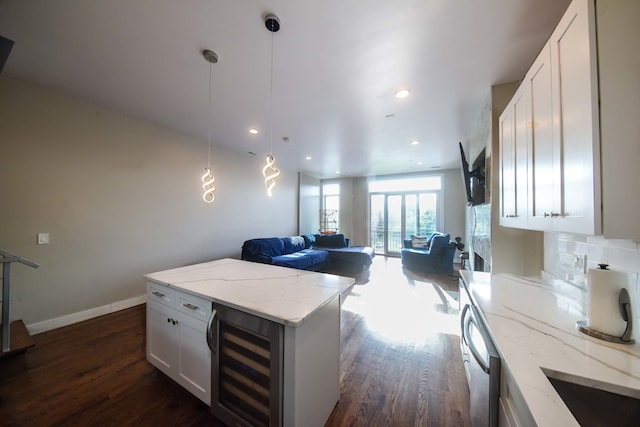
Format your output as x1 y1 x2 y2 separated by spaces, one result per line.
0 257 470 426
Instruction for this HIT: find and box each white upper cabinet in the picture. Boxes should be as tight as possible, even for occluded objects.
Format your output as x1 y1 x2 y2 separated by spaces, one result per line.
499 84 529 229
548 0 600 234
498 0 640 238
499 99 515 223
526 43 557 231
596 0 640 239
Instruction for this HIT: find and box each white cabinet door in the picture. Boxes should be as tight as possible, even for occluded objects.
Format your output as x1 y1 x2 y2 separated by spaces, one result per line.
499 101 516 225
176 310 211 405
597 0 640 239
146 282 211 406
513 87 530 229
549 0 600 235
500 85 529 229
500 364 536 427
526 42 557 231
147 300 178 374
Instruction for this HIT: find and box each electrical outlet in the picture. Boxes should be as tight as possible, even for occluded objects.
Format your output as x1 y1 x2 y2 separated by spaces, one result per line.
573 253 587 274
37 232 49 245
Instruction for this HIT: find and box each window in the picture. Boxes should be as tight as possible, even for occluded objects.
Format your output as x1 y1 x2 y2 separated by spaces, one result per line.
321 182 340 233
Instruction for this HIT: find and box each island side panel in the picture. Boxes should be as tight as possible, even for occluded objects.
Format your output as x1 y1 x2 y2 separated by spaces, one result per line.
283 296 340 427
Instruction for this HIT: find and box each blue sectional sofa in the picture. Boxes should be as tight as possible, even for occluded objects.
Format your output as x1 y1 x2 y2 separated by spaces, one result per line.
241 233 375 278
400 232 456 273
241 236 328 271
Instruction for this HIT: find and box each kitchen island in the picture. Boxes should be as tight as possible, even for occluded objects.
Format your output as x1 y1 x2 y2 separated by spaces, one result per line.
461 270 640 426
145 258 354 427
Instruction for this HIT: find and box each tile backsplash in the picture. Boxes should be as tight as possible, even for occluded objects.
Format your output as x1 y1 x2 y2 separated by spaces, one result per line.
544 232 640 341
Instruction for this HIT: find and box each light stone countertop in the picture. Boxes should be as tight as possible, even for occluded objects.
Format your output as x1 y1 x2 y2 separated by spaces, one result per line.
144 258 355 327
460 270 640 426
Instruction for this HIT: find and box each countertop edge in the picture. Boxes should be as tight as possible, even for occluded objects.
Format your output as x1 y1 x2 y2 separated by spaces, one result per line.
459 270 640 427
144 259 355 328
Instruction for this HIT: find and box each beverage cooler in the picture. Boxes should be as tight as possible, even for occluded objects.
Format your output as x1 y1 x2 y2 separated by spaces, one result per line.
207 303 284 427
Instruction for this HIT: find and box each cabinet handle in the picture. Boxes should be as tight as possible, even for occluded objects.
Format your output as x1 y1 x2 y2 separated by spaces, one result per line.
182 303 199 311
460 304 471 347
152 291 165 298
206 309 217 353
544 212 560 218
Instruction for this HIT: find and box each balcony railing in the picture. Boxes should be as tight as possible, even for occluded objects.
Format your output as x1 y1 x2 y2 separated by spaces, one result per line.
370 227 437 255
370 227 404 254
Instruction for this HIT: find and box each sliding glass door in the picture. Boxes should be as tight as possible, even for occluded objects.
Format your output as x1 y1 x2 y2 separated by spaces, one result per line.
370 192 439 256
369 175 442 256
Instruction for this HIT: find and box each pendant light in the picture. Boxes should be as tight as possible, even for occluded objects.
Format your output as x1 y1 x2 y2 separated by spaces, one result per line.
202 49 218 203
262 14 281 197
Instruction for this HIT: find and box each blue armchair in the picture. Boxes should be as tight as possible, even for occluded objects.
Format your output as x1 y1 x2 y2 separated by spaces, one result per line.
400 232 456 273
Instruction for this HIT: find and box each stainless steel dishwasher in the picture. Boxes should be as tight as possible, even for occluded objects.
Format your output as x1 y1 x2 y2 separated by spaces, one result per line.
459 278 501 427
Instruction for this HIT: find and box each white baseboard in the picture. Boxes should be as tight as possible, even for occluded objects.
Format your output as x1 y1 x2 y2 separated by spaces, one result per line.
26 295 147 335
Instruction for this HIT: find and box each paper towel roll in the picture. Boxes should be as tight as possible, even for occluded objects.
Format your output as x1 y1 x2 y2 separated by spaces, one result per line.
587 266 627 337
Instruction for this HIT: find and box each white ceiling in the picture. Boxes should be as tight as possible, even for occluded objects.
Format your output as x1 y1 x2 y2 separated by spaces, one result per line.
0 0 570 179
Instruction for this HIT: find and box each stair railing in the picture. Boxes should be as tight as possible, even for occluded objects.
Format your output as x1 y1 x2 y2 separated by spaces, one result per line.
1 250 39 353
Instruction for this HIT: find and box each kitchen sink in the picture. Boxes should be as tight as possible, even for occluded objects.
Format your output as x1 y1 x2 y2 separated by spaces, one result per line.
545 374 640 427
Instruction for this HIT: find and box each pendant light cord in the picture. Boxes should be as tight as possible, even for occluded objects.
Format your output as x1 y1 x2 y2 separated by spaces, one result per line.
269 19 274 155
207 60 213 170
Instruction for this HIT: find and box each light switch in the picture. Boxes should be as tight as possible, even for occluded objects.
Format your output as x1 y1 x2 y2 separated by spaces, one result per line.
37 233 49 245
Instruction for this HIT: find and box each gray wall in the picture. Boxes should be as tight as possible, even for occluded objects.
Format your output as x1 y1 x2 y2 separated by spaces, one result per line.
441 168 466 245
0 76 298 327
298 172 320 235
338 178 353 241
351 177 368 246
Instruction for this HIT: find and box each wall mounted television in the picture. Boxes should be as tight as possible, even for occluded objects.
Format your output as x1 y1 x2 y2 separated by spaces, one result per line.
458 142 486 206
0 35 15 74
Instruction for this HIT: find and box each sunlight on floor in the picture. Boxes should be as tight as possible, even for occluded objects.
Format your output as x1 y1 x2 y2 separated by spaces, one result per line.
342 257 461 344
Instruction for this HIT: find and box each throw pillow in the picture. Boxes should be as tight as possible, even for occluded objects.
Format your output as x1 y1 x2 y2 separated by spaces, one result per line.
411 235 429 248
429 234 451 252
282 236 306 254
302 233 316 248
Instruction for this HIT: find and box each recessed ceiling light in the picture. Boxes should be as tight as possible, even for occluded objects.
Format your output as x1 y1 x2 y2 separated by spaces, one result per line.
305 156 312 160
410 140 419 145
336 171 341 174
417 161 424 165
249 128 259 135
395 89 410 98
